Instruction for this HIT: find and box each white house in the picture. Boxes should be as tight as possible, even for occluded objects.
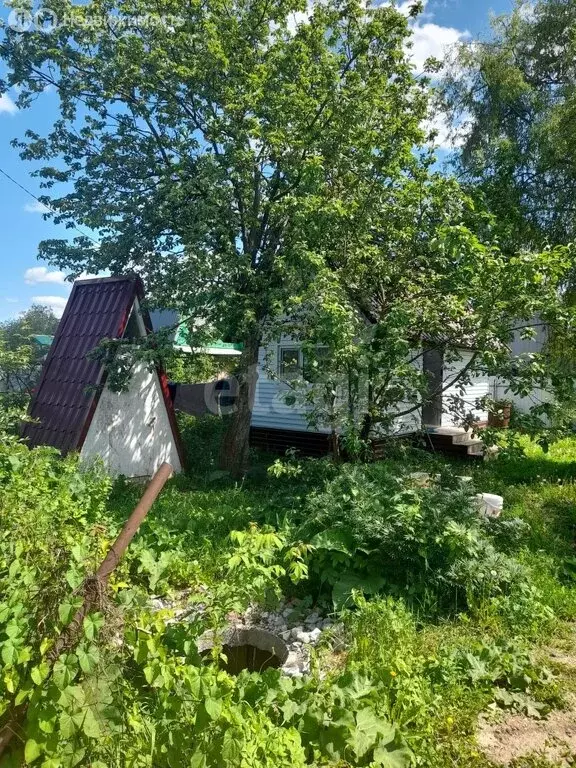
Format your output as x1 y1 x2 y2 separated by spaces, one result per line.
249 338 492 456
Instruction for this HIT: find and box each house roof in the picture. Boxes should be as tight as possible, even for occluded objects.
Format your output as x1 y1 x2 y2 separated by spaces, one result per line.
149 309 243 355
32 334 54 347
149 309 179 342
22 276 146 454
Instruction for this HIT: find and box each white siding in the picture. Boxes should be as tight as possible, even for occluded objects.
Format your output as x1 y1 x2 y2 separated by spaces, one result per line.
495 322 551 414
251 342 422 435
81 362 182 478
252 346 326 432
442 351 491 426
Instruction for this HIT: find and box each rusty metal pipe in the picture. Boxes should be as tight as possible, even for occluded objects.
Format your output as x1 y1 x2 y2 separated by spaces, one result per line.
97 461 173 581
49 462 174 661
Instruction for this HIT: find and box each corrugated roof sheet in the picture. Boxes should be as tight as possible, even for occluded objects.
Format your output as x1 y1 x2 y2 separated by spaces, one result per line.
22 277 143 454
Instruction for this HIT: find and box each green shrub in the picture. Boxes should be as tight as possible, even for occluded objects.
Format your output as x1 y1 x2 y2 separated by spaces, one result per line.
0 438 413 768
176 412 229 476
295 465 526 614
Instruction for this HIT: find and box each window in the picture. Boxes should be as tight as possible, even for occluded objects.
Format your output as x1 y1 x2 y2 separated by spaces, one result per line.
278 346 331 380
303 346 330 381
278 347 302 378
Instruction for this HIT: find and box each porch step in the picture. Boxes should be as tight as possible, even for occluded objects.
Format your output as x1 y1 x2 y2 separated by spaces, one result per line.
421 426 485 459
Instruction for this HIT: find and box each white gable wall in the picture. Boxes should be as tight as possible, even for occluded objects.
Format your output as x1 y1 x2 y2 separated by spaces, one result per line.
80 295 182 477
81 361 181 478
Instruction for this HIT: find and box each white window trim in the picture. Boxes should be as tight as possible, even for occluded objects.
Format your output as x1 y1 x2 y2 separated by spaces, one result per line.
277 345 303 378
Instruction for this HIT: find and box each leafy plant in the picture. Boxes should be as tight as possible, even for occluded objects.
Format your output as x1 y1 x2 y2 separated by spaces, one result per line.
295 464 526 614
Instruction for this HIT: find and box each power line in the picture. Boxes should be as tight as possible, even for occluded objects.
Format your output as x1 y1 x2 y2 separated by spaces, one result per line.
0 165 100 245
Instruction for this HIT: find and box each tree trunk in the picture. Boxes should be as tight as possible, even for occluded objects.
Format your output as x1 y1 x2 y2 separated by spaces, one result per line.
220 332 261 478
360 412 372 443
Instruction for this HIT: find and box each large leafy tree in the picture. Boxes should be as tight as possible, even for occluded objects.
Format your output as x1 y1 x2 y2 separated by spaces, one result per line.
442 0 576 254
277 171 575 451
1 0 429 474
0 304 59 429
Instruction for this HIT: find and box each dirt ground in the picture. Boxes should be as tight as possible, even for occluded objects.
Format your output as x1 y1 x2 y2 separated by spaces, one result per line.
477 638 576 766
478 704 576 765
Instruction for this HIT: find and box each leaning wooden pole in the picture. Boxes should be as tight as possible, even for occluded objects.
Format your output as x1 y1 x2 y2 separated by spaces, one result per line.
0 462 173 758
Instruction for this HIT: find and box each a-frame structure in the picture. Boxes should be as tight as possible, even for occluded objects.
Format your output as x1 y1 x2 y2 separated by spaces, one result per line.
22 276 184 477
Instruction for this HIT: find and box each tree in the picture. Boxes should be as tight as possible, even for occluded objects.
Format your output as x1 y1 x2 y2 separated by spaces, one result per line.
0 304 59 427
0 0 429 475
1 305 59 345
273 170 575 450
442 0 576 254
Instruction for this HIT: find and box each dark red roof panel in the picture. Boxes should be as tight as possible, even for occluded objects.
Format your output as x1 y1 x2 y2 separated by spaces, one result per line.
22 277 143 454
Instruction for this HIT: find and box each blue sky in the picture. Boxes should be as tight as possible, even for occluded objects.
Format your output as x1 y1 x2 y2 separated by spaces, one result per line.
0 0 513 322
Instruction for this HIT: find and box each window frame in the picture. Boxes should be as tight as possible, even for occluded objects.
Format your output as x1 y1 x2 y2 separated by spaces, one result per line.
277 345 303 379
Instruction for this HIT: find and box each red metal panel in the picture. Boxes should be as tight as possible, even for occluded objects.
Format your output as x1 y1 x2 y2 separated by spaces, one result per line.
157 368 186 470
22 277 143 454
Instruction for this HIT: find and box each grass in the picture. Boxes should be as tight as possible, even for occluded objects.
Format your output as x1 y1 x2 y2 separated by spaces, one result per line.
6 419 576 766
100 422 576 764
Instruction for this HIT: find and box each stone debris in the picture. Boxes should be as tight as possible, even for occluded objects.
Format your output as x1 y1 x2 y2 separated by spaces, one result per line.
151 593 331 678
242 599 331 676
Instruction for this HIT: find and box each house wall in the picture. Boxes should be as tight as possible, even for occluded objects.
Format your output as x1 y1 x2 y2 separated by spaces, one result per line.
494 323 552 414
441 351 491 427
252 342 493 435
81 362 182 478
251 341 420 436
252 346 323 432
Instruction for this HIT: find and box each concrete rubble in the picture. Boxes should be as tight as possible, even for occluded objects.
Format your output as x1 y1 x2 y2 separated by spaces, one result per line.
151 594 333 677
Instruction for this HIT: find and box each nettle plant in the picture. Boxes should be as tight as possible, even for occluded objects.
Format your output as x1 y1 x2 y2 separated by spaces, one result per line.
294 463 528 614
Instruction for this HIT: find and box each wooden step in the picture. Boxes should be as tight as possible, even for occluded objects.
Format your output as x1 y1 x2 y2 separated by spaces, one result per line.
420 426 485 460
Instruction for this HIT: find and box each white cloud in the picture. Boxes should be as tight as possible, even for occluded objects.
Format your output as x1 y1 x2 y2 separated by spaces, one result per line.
4 298 19 304
0 94 17 115
408 22 469 74
394 0 470 151
396 0 421 15
392 1 470 74
24 267 68 285
23 200 51 214
424 111 466 151
31 295 68 318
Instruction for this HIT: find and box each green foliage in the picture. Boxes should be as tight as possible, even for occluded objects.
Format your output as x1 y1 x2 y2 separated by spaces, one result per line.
274 173 575 445
443 0 576 253
295 464 526 614
0 440 113 766
2 432 576 767
0 305 59 430
166 353 236 385
234 668 412 767
0 0 432 474
0 438 408 767
342 594 555 764
176 413 230 476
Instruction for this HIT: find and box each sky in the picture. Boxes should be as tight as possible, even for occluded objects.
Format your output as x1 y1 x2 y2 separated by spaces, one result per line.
0 0 513 322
